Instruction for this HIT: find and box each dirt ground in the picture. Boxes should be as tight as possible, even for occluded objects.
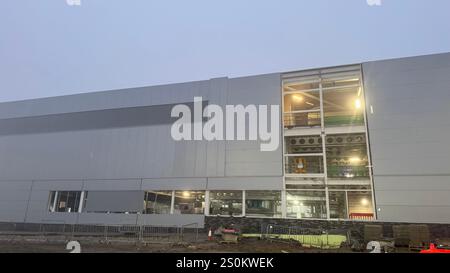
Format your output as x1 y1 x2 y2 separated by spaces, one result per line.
0 236 413 253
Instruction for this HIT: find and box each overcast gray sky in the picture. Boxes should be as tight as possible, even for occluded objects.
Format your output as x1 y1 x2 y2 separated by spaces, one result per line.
1 0 450 102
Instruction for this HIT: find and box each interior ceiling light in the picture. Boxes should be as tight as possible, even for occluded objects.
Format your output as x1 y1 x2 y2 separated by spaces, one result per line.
182 191 190 197
292 95 304 102
361 198 369 206
355 99 362 109
349 157 361 163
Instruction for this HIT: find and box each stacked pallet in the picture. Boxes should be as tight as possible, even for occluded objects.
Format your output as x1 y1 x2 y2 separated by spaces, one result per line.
408 224 430 251
364 224 383 242
393 225 410 247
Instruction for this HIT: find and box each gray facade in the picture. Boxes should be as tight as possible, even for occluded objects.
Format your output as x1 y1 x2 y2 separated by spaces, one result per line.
0 53 449 226
0 74 282 227
363 53 450 223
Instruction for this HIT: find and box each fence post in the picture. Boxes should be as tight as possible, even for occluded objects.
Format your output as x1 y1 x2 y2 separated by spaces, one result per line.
40 223 44 241
104 225 108 244
326 232 329 249
71 224 76 241
195 223 199 242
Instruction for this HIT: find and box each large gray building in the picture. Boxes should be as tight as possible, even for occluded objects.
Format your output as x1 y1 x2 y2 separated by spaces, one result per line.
1 52 449 227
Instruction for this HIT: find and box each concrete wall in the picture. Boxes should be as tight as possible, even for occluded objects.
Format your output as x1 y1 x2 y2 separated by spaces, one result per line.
0 73 283 225
363 52 450 224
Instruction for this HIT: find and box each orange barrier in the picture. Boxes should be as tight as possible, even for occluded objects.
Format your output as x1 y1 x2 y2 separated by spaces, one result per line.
420 244 450 254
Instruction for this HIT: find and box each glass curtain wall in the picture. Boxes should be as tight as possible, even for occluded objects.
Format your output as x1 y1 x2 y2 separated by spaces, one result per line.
283 66 375 220
326 133 370 179
283 78 321 128
48 191 84 213
245 191 282 218
173 191 205 214
144 191 172 214
209 191 243 216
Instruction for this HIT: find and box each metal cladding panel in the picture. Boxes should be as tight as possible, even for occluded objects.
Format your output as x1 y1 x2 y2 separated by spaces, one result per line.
77 213 138 225
0 74 283 224
208 177 283 190
23 180 85 224
142 178 207 190
0 80 211 119
83 179 141 191
84 191 144 213
0 74 282 182
225 73 283 178
205 77 228 177
363 52 450 224
0 181 32 222
0 103 196 136
137 214 205 228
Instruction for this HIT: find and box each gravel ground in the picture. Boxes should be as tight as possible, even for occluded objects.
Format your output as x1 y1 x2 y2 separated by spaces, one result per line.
0 235 415 253
0 237 355 253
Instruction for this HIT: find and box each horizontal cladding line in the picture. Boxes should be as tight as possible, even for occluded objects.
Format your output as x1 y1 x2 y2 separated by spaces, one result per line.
0 176 284 182
376 189 450 192
364 74 450 88
282 66 361 79
376 204 450 208
0 101 197 121
374 174 450 177
0 101 206 136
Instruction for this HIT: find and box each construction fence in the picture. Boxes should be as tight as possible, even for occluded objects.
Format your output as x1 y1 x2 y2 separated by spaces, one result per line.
0 222 202 244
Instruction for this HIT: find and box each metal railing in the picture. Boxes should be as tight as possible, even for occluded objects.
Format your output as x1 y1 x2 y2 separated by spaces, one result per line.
141 225 180 243
180 223 200 243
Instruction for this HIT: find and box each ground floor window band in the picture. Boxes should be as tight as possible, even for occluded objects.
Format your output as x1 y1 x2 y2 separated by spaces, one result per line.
47 189 373 220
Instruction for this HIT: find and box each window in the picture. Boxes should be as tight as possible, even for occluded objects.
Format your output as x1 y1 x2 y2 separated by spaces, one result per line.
209 191 243 216
322 76 360 89
174 191 205 215
283 79 321 129
285 156 324 175
329 191 347 219
285 176 325 187
284 112 321 129
326 133 369 179
285 183 325 190
286 191 327 219
144 191 172 214
285 135 323 154
284 91 321 112
48 191 85 213
348 191 374 220
283 79 320 92
323 76 364 127
245 191 282 218
285 135 324 176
